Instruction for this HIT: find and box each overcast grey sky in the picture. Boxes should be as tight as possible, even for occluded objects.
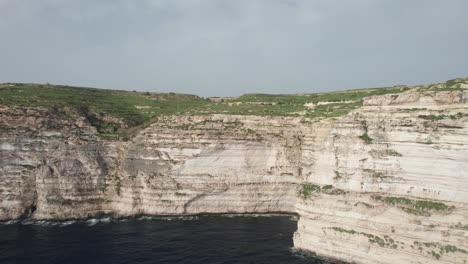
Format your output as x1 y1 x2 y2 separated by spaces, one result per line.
0 0 467 96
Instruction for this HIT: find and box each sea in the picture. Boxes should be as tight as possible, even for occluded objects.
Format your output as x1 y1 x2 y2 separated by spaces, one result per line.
0 215 328 264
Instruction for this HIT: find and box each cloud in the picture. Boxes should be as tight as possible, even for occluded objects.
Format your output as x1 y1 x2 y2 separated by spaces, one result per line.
0 0 467 96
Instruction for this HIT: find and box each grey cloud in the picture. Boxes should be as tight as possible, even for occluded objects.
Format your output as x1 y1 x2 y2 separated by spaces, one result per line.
0 0 467 96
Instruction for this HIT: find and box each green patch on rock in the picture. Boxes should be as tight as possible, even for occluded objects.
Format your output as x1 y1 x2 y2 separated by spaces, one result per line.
450 222 468 230
414 241 468 260
299 183 346 199
372 195 454 215
329 227 401 248
386 149 402 157
358 120 373 144
363 169 389 179
299 183 322 199
333 170 342 180
418 112 467 121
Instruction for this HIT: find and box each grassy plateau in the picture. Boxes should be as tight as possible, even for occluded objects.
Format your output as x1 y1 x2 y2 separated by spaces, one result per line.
1 78 466 139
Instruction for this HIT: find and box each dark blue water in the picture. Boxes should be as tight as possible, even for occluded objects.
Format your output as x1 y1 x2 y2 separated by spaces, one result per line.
0 215 326 264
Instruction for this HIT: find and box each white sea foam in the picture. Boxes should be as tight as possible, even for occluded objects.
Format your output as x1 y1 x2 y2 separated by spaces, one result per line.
3 214 282 227
21 219 34 225
33 220 52 226
180 216 199 221
100 217 111 223
86 219 99 226
59 220 75 227
1 220 19 225
137 216 154 221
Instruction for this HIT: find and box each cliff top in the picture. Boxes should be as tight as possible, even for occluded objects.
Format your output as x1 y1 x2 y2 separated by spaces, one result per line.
1 78 466 139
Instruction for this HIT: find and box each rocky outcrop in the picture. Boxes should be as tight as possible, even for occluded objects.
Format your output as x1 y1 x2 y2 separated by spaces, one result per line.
1 89 467 263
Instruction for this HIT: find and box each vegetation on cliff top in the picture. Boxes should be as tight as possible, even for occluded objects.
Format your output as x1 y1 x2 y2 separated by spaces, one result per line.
417 77 468 92
0 82 409 121
0 78 465 139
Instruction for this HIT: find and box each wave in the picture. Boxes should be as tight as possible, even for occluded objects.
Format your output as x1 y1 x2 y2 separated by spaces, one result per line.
59 220 76 227
221 213 293 218
85 219 99 226
1 220 19 225
1 214 292 227
83 217 110 226
34 220 60 226
21 219 35 225
100 217 111 223
137 215 199 221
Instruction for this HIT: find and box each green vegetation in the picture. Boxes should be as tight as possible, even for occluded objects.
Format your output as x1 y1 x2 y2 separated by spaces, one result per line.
399 108 427 112
305 100 363 119
194 85 408 118
417 78 468 92
414 241 468 259
363 169 388 179
2 80 464 140
329 227 401 248
79 106 121 137
0 83 210 139
432 251 441 260
334 170 342 180
386 149 402 157
358 120 373 144
451 222 468 230
299 183 344 199
372 195 454 215
445 78 466 87
0 83 412 139
355 202 374 208
0 83 208 124
299 183 322 199
418 112 467 121
422 121 432 128
115 177 122 196
418 114 445 121
100 182 109 193
173 124 191 130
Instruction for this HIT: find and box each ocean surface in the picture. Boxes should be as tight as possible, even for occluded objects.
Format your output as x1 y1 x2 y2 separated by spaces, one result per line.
0 215 327 264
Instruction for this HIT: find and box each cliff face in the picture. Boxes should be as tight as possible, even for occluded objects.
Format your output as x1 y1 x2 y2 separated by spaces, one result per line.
294 90 468 263
1 89 467 263
107 115 302 216
0 109 302 219
0 106 111 219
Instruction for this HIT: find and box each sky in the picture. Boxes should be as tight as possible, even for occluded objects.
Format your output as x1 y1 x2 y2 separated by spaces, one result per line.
0 0 467 97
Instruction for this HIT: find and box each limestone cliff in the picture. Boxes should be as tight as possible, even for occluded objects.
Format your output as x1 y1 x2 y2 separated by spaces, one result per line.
294 90 468 263
0 109 302 219
1 83 467 263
